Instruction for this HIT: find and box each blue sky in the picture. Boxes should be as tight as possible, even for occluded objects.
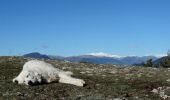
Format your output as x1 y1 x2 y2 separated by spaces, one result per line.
0 0 170 56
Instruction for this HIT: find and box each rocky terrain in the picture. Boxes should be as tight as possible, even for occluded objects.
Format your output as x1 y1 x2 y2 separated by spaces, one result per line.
1 56 170 99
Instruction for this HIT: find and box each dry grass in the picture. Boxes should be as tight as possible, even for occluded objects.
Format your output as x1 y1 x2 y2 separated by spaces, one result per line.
1 56 170 99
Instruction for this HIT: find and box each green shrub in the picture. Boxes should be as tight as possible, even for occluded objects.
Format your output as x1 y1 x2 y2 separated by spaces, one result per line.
160 57 170 68
144 59 153 67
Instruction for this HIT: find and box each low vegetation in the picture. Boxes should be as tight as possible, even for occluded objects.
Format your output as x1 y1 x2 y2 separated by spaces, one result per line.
144 59 153 67
160 57 170 68
1 56 170 99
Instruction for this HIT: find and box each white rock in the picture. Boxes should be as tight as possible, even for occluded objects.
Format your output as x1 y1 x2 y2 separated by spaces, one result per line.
166 79 170 82
152 89 158 94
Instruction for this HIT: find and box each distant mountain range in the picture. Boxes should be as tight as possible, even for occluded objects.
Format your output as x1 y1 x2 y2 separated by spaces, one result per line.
23 52 51 59
153 56 169 66
23 52 164 65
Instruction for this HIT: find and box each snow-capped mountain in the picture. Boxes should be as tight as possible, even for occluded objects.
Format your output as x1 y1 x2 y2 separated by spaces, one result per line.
23 52 165 65
88 52 124 58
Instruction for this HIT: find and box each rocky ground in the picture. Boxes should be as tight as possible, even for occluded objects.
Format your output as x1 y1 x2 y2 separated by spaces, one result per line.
1 56 170 100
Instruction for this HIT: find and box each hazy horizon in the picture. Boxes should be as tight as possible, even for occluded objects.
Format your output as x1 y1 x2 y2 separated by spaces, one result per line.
3 51 167 58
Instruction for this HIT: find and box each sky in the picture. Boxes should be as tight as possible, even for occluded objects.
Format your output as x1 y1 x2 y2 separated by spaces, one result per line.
0 0 170 56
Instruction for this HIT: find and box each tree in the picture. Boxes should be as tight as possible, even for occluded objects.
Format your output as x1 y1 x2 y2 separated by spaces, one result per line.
144 59 153 67
160 57 170 68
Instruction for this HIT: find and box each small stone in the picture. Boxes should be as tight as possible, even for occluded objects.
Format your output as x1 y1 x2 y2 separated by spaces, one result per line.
152 89 158 94
166 79 170 82
16 92 24 96
113 98 122 100
80 72 86 74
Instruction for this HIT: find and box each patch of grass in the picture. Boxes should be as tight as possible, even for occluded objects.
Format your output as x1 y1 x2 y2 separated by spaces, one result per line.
0 56 169 99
